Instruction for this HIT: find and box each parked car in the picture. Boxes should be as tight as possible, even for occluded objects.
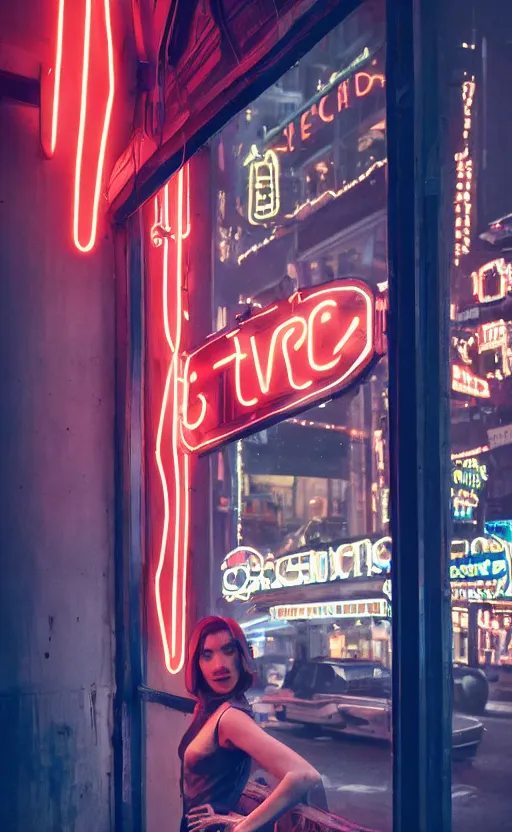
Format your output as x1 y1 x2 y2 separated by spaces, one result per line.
452 663 489 715
258 659 484 760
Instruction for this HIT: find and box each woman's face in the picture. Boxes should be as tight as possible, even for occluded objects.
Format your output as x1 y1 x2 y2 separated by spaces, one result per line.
199 629 240 695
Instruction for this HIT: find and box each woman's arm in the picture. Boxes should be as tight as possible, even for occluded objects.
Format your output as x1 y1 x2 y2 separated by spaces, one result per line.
219 708 322 832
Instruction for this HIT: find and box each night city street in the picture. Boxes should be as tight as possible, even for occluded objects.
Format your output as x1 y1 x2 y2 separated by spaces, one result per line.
263 716 512 832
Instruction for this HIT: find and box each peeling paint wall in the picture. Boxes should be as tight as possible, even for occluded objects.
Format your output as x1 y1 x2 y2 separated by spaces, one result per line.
0 2 135 829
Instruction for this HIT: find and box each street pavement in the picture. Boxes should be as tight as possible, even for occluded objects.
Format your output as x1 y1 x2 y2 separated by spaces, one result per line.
263 715 512 832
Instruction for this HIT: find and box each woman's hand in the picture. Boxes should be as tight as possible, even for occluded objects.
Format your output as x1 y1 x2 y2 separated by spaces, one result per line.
187 804 244 832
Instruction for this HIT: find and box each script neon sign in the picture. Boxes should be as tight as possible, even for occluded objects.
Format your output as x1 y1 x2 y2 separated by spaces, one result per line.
181 280 384 454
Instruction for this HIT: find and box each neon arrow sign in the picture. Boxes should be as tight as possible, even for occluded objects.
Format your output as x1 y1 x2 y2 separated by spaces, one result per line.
181 279 384 454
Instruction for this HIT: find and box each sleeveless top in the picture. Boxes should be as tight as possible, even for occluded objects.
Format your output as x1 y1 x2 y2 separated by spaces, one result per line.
181 701 253 816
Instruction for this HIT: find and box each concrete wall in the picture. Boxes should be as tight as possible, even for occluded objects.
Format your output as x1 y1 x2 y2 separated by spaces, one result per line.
0 2 135 829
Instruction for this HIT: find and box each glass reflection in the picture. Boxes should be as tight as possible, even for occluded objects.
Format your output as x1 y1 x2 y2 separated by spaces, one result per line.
207 3 392 829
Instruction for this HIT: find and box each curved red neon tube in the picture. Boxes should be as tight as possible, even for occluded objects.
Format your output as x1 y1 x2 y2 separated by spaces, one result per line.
154 167 190 675
50 0 66 156
73 0 115 253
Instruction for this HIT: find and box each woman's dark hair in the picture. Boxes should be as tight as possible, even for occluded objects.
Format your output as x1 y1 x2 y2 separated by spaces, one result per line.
185 615 254 699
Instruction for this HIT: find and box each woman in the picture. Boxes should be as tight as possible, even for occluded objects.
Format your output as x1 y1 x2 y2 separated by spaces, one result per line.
179 616 322 832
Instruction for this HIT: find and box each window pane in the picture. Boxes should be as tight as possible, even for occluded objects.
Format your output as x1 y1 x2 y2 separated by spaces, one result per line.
445 2 512 829
205 3 393 830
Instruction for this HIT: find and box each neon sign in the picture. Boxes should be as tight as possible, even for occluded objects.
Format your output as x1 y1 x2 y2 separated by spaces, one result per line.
451 457 488 522
270 599 389 622
452 364 490 398
478 320 511 376
271 72 385 155
450 536 512 598
472 259 512 304
247 150 280 224
220 537 392 602
454 79 475 266
42 0 116 252
181 280 384 454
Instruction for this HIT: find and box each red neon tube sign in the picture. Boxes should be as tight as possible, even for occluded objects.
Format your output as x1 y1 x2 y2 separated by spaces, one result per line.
182 280 383 454
152 166 191 675
41 0 116 253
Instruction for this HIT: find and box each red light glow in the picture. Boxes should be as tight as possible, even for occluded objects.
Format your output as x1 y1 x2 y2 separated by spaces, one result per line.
50 0 66 155
182 280 382 454
153 167 191 675
73 0 115 253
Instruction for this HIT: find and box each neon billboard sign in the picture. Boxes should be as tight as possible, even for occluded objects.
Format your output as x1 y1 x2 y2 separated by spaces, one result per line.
221 537 392 603
181 280 385 454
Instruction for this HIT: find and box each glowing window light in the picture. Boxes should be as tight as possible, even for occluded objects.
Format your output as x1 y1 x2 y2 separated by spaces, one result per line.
454 79 475 266
247 150 280 225
73 0 115 253
153 165 191 675
452 363 490 398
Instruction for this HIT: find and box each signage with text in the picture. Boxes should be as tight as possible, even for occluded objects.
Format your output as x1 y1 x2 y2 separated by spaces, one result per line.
451 456 488 522
450 536 512 599
270 599 389 622
221 537 392 602
222 534 512 603
182 280 384 454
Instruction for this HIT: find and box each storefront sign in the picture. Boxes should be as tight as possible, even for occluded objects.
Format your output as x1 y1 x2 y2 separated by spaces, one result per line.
450 536 512 599
269 68 385 157
451 456 488 522
222 534 512 603
270 599 389 621
478 320 511 376
488 424 512 450
452 364 490 398
221 537 392 602
182 280 384 454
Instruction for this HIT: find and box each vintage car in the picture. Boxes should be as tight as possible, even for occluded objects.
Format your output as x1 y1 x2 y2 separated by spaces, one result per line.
257 659 484 760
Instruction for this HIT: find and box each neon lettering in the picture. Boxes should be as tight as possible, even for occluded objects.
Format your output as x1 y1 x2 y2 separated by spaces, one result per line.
181 280 382 454
354 72 385 97
271 70 383 155
319 95 335 122
452 363 490 398
472 259 511 304
300 110 312 142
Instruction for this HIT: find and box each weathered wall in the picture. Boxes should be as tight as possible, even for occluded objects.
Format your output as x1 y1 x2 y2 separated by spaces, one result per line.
0 2 135 829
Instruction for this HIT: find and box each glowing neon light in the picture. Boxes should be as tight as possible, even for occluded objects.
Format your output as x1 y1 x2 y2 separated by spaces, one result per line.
73 0 115 253
270 599 389 621
479 320 510 376
238 160 387 264
221 537 391 602
270 71 385 155
181 280 382 454
472 259 511 304
247 150 281 224
454 79 475 266
451 446 489 460
50 0 66 155
153 166 191 674
452 363 490 398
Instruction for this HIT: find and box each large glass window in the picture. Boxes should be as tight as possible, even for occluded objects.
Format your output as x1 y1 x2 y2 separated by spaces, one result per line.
444 2 512 829
200 4 393 830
